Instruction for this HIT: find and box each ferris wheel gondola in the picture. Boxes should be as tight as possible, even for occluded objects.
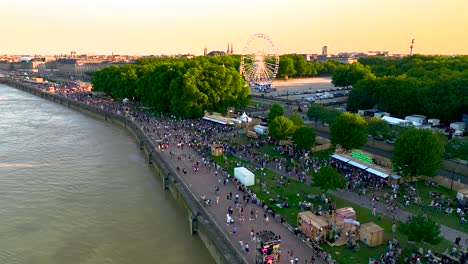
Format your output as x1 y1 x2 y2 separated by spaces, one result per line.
240 33 279 91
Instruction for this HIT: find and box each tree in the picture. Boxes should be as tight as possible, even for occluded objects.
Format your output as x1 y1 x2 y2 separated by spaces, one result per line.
367 117 391 143
330 112 368 150
290 112 304 128
398 214 442 245
306 105 341 126
392 128 445 180
268 103 284 125
269 116 296 140
312 166 346 193
293 126 316 150
332 62 375 87
307 105 325 126
277 55 296 79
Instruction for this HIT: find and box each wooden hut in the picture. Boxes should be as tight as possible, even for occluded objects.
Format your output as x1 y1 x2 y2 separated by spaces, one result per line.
360 222 384 247
211 142 223 156
335 207 356 227
297 211 329 240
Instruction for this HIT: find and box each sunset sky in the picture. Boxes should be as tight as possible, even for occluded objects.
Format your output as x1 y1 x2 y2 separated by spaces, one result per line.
1 0 467 55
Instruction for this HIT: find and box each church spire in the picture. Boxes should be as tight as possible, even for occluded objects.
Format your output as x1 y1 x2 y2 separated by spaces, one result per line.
204 46 207 56
227 43 230 54
230 43 233 54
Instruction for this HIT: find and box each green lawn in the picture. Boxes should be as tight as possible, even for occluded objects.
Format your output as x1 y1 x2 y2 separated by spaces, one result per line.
213 153 455 264
388 180 468 233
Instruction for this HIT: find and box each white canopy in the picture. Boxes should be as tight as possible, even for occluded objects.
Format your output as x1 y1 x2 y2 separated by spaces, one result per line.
331 154 350 163
202 116 233 125
366 167 389 178
347 160 368 170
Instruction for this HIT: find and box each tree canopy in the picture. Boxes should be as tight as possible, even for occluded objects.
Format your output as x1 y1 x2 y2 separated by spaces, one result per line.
398 214 442 245
269 116 296 140
367 117 391 140
306 105 341 126
330 112 368 150
292 126 316 150
331 62 376 87
91 56 249 118
268 103 285 125
312 166 346 193
276 54 340 79
392 128 445 179
289 112 304 128
342 55 468 123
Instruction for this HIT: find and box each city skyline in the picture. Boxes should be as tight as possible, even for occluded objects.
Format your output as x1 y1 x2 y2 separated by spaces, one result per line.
1 0 467 56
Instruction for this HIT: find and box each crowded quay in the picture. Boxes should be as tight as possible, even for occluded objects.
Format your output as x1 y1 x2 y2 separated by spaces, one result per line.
3 75 468 264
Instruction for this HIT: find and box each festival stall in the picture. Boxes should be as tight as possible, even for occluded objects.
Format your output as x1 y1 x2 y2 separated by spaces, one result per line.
297 211 329 240
360 222 384 247
234 167 255 186
211 142 223 156
335 207 357 227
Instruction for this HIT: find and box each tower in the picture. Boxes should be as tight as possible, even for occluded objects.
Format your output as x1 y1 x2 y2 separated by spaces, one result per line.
227 43 230 54
322 46 328 56
204 46 207 56
230 43 233 54
409 39 415 56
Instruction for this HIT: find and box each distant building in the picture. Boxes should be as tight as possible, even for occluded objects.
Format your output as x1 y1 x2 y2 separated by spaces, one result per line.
367 51 392 57
322 46 328 56
205 42 234 56
206 51 227 56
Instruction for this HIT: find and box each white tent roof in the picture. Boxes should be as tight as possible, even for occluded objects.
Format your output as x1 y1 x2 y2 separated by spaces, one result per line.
202 116 233 125
366 167 388 178
348 160 368 170
331 154 350 163
382 116 412 126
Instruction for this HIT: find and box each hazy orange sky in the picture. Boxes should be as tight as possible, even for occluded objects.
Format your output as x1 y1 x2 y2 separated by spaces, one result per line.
1 0 467 55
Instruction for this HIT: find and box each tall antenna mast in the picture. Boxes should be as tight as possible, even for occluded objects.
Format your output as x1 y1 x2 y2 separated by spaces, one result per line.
409 39 415 56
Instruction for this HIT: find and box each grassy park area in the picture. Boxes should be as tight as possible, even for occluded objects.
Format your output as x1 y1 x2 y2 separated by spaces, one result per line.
212 148 455 264
390 180 468 234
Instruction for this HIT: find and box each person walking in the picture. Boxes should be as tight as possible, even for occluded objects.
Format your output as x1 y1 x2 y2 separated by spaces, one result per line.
245 243 249 252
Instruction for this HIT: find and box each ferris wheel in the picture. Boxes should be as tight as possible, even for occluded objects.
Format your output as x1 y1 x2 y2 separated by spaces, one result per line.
240 33 279 90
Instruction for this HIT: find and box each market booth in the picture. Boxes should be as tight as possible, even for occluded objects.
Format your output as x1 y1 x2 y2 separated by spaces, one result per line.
297 211 329 240
360 222 384 247
211 142 223 156
335 207 357 227
234 167 255 186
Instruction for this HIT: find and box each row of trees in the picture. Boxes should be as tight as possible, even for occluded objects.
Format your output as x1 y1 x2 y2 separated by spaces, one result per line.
277 54 341 79
91 56 249 118
332 55 468 123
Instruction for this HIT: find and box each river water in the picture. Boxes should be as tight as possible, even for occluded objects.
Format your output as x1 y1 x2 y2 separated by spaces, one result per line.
0 84 214 264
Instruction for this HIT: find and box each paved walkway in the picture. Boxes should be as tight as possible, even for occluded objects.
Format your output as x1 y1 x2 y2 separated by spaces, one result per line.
155 141 327 264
